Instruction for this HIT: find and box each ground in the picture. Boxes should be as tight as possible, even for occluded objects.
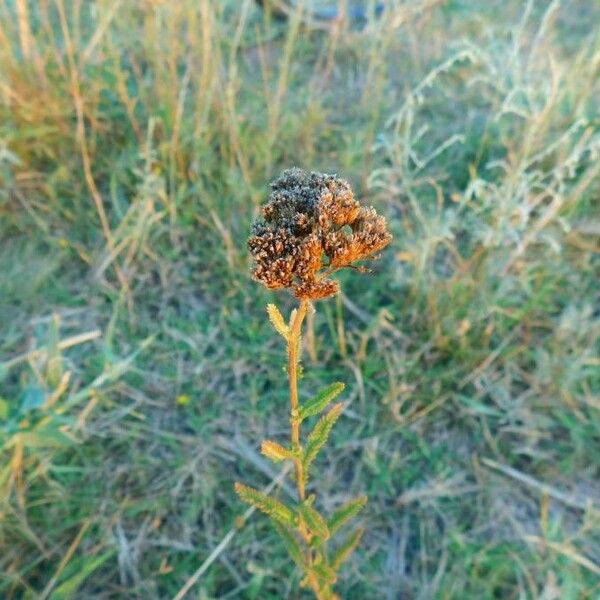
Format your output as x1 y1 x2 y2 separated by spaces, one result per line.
1 0 599 598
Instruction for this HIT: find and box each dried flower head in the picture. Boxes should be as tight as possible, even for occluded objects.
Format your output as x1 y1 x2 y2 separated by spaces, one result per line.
248 168 392 300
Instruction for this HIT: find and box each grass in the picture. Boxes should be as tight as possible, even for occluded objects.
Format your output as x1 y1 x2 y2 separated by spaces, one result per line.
1 0 599 597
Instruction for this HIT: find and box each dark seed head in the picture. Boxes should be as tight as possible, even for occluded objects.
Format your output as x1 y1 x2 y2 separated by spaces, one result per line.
248 168 392 300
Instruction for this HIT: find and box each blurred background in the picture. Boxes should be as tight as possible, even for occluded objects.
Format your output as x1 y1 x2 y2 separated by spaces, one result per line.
1 0 599 598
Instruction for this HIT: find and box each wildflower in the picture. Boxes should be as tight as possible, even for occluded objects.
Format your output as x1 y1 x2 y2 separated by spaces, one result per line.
240 169 388 599
248 168 392 300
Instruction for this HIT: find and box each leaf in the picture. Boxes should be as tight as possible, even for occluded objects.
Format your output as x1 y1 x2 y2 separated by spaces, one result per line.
19 430 74 449
456 393 503 417
50 551 113 599
302 403 344 483
246 572 266 600
235 482 296 526
19 386 46 413
288 307 298 328
0 397 9 420
331 527 364 571
266 304 290 339
328 495 367 536
298 501 330 541
310 561 337 586
261 440 296 462
271 521 306 569
299 382 345 421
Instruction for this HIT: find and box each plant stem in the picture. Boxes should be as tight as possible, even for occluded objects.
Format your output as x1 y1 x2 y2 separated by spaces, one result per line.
288 300 332 600
288 299 308 500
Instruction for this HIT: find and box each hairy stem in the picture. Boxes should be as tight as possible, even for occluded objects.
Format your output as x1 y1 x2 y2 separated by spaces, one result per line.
288 301 321 597
288 299 308 500
288 301 335 600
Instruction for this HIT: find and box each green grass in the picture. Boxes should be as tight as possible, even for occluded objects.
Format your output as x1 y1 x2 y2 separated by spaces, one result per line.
1 0 599 598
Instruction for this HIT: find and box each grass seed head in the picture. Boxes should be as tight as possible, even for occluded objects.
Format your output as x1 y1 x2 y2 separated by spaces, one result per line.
248 168 392 300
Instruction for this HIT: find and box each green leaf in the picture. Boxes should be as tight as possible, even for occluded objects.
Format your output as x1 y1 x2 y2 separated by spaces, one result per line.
19 386 46 412
298 501 330 541
266 304 290 339
302 403 344 483
246 572 266 600
456 393 503 417
261 440 296 462
328 495 367 536
235 482 296 526
271 521 306 569
50 551 113 599
309 561 337 586
331 527 364 571
19 430 74 449
0 397 9 420
299 382 345 421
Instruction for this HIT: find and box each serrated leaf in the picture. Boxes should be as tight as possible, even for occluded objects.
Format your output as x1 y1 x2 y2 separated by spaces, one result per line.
261 440 296 462
271 521 306 569
235 482 296 526
267 304 290 339
298 501 330 541
328 495 367 536
302 403 344 483
309 562 337 586
331 527 364 570
299 382 345 421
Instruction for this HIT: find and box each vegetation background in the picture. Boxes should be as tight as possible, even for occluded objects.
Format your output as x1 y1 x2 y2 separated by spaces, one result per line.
1 0 599 598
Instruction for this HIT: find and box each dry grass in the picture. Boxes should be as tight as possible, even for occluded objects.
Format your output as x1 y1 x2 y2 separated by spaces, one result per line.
1 0 599 598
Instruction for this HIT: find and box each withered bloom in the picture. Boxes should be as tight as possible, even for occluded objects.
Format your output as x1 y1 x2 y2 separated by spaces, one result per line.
248 168 392 300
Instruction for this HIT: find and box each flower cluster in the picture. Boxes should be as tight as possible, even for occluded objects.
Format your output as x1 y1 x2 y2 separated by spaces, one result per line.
248 168 391 300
